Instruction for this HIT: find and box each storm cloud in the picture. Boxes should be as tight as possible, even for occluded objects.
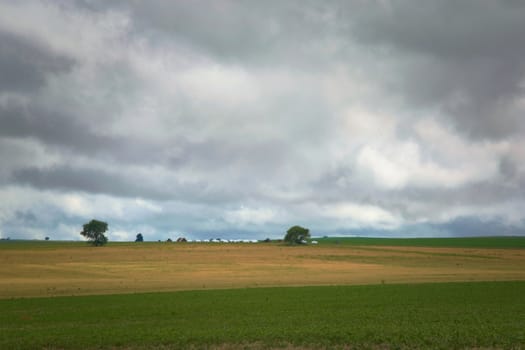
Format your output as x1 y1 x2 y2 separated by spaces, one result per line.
1 0 524 241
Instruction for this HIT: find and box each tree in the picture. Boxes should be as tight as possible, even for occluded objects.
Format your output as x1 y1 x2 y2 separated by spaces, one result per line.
284 225 310 244
135 233 144 242
80 219 108 246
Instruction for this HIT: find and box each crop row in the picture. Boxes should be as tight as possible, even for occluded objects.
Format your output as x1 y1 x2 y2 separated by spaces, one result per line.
1 281 524 349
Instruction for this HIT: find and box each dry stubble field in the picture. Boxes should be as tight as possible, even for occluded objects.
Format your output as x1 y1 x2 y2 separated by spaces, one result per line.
2 241 525 298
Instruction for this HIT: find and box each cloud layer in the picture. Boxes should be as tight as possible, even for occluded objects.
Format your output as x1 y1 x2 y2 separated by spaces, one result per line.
1 0 524 241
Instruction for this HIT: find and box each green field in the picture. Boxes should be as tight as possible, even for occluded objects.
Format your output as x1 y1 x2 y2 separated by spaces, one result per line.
2 237 525 349
3 235 525 249
1 281 524 349
315 236 525 249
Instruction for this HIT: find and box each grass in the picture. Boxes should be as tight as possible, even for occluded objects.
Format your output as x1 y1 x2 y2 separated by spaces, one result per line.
1 281 524 349
315 236 525 249
3 236 525 249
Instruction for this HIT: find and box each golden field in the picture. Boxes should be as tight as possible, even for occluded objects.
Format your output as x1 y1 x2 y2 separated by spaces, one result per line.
1 241 525 298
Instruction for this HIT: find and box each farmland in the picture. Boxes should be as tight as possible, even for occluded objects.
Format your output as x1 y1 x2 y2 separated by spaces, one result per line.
1 281 524 349
316 235 525 248
1 239 525 298
1 237 525 349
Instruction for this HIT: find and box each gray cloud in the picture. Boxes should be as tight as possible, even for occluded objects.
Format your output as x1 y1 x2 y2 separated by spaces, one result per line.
0 1 524 241
0 30 74 93
12 165 164 199
349 0 525 140
351 1 525 60
0 99 173 166
11 164 241 205
82 0 342 68
431 216 525 237
499 156 518 180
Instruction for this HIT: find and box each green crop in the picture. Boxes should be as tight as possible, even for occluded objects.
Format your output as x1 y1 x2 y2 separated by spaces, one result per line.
315 236 525 249
1 281 524 349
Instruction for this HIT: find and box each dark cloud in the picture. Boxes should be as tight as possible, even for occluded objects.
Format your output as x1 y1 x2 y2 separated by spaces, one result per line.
431 216 525 237
12 165 186 201
327 217 525 238
369 179 525 224
0 101 85 147
349 0 525 140
10 164 250 205
0 99 169 165
499 156 518 180
13 166 152 198
0 30 74 93
351 1 525 60
14 210 38 223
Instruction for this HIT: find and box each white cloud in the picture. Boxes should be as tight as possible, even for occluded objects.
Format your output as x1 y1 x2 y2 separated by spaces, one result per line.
354 117 506 190
61 194 94 218
413 117 505 177
356 144 412 189
108 229 134 242
55 223 81 241
179 64 260 107
224 206 278 226
321 202 401 229
134 198 163 213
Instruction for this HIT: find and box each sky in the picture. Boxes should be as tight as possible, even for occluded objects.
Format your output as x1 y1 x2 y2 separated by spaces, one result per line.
1 0 525 242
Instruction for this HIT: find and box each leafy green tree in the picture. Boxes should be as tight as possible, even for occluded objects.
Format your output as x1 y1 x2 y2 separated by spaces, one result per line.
135 233 144 242
284 225 310 244
80 219 108 246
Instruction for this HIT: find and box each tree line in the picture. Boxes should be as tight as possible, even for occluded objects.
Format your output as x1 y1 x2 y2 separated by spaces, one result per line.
80 219 310 246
